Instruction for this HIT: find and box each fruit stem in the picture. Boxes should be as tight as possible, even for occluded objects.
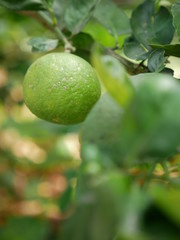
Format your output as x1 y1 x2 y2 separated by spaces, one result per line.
38 11 75 53
42 0 57 27
47 7 57 27
106 48 149 75
161 161 170 181
142 162 157 191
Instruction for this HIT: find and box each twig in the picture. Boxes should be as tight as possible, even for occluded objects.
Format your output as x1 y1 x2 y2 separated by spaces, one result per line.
142 161 157 190
38 11 75 52
161 161 170 181
18 8 75 52
106 48 149 75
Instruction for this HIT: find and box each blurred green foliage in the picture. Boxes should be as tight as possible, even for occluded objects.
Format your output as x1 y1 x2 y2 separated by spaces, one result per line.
0 0 180 240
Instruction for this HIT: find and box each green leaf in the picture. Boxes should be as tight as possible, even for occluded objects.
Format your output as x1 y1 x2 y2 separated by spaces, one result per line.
172 1 180 41
28 37 59 52
93 0 131 37
72 32 94 50
130 0 155 48
147 49 166 72
71 32 94 61
123 38 149 61
131 1 174 48
63 0 98 36
150 44 180 57
152 7 174 45
0 0 45 10
83 21 119 48
91 46 134 107
52 0 68 21
59 185 74 212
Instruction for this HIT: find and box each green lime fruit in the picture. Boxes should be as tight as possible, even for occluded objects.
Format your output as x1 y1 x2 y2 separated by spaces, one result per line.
81 93 123 166
118 73 180 162
23 53 101 125
81 73 180 167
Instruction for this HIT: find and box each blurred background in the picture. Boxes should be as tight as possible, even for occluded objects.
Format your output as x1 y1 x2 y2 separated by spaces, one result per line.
0 3 180 240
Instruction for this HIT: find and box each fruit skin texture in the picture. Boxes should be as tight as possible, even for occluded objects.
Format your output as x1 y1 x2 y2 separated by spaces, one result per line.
23 53 101 125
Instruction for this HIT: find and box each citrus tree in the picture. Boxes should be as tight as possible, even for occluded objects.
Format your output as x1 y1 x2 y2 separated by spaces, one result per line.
0 0 180 239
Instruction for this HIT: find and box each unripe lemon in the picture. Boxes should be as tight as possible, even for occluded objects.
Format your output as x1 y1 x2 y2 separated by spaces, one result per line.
23 53 101 125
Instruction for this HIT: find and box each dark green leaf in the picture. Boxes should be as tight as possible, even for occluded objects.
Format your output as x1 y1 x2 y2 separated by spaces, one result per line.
123 38 149 61
63 0 98 36
147 49 166 72
161 67 174 76
152 7 174 45
150 44 180 57
72 32 94 50
130 0 155 48
71 32 94 61
131 1 174 48
93 0 131 36
59 185 74 212
28 37 59 52
142 203 180 240
0 0 45 10
172 1 180 41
